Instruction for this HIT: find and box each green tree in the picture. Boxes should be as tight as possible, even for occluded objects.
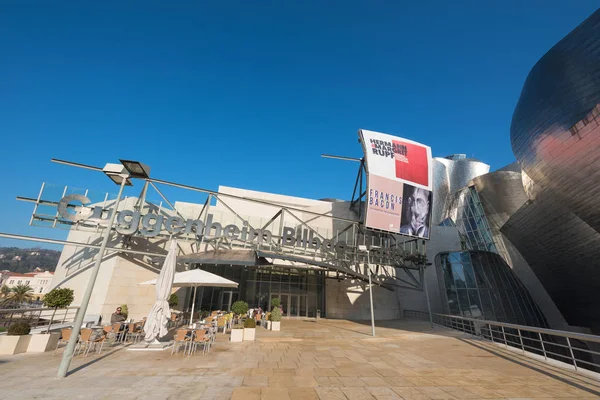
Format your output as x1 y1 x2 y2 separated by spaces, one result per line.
0 285 10 299
271 298 281 309
43 288 74 333
168 293 179 308
121 304 129 319
231 300 249 317
3 284 34 305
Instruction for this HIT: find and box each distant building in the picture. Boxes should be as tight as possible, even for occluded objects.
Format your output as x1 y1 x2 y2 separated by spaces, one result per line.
12 256 22 262
3 270 55 300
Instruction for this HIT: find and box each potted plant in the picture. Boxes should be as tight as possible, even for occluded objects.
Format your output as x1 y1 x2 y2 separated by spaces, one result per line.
120 304 129 320
243 318 256 341
231 301 249 324
0 322 32 355
168 293 179 310
271 298 281 309
28 288 74 353
230 323 244 342
270 307 282 331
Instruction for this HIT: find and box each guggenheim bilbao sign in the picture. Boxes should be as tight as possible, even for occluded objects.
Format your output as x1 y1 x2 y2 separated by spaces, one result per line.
57 194 350 254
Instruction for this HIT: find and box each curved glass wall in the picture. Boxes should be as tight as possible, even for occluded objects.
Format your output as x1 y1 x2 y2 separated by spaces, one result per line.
435 251 547 328
445 187 497 253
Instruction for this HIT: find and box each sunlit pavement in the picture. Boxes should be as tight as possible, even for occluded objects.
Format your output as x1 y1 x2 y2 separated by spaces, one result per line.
0 318 599 399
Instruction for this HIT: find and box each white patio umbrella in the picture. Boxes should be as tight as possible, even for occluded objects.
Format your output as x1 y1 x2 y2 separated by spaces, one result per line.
140 268 238 325
143 240 178 344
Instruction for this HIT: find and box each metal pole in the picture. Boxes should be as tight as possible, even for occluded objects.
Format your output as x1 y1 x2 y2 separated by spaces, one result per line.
422 265 434 329
190 286 197 326
57 177 128 378
367 251 375 337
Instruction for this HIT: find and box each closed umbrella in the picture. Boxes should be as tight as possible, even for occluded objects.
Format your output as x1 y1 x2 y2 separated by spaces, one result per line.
143 240 178 344
140 268 238 325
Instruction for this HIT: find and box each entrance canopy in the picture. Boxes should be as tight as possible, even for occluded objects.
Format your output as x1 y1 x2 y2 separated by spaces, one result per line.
140 269 238 288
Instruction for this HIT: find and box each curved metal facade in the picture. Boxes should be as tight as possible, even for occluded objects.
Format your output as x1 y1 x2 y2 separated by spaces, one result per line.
507 9 600 333
431 156 490 226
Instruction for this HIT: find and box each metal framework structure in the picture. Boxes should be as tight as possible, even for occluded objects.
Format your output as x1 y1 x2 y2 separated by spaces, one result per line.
5 158 428 293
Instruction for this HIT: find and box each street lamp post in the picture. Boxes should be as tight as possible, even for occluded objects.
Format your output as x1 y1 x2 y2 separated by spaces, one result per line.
57 161 148 378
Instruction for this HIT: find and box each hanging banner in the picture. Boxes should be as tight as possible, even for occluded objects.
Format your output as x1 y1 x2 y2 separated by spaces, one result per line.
358 129 433 239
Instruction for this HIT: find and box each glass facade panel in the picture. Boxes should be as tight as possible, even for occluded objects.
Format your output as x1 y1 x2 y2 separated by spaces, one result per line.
435 251 547 327
193 264 325 317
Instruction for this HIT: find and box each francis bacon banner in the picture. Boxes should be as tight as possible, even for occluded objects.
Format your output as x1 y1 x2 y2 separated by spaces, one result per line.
359 129 433 239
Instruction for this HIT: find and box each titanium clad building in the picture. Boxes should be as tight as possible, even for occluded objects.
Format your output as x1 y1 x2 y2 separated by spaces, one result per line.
506 8 600 333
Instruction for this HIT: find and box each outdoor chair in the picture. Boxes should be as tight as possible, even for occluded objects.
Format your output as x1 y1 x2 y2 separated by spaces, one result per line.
190 329 210 355
78 328 106 357
111 322 124 343
53 328 72 357
125 323 142 343
171 328 191 356
216 317 227 334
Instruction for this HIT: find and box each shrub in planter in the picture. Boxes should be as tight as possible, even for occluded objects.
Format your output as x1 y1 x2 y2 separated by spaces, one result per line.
269 307 282 331
230 323 244 342
1 322 31 355
168 293 179 308
8 322 30 336
271 298 280 309
243 318 256 341
231 301 249 317
120 304 129 319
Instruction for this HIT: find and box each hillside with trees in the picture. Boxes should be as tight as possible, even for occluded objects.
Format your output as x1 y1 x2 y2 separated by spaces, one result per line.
0 247 60 273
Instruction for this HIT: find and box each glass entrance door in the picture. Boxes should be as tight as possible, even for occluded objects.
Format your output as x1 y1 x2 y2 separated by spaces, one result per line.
299 295 307 317
270 293 308 317
290 295 298 317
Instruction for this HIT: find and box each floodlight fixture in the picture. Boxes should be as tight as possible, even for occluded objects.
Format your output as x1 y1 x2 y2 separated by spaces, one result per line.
120 159 151 179
102 163 133 186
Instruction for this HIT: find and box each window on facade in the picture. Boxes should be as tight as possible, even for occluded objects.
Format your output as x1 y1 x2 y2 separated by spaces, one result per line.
39 288 43 293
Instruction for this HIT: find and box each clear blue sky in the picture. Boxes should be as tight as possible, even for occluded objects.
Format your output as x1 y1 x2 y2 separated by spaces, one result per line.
0 1 598 249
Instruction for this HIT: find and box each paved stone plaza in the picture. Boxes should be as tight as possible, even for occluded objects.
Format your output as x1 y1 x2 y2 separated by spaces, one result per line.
0 319 599 399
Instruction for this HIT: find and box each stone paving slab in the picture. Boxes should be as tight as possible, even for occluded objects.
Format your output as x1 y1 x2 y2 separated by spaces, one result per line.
0 319 599 399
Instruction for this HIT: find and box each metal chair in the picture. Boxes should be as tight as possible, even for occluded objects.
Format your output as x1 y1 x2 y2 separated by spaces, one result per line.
53 328 72 357
190 329 210 355
78 328 106 357
171 329 191 355
125 323 142 343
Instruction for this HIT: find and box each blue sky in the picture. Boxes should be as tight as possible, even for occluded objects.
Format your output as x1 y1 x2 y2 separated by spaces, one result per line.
0 1 598 249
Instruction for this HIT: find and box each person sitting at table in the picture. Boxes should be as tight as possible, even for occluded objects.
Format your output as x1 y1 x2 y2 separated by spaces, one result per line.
111 307 127 324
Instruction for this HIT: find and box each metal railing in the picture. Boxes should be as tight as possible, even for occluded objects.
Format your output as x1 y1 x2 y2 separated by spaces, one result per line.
0 306 80 331
404 310 600 374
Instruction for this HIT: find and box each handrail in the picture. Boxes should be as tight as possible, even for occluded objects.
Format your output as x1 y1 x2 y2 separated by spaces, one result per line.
403 309 600 375
0 306 79 314
0 306 80 329
433 312 600 344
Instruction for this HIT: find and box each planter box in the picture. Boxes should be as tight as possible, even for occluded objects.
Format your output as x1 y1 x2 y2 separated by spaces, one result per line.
0 335 32 355
264 321 271 330
230 329 244 342
28 333 60 353
243 328 256 341
271 321 281 331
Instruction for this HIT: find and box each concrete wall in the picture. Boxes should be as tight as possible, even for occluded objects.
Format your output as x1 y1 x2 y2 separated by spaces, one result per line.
326 277 400 320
